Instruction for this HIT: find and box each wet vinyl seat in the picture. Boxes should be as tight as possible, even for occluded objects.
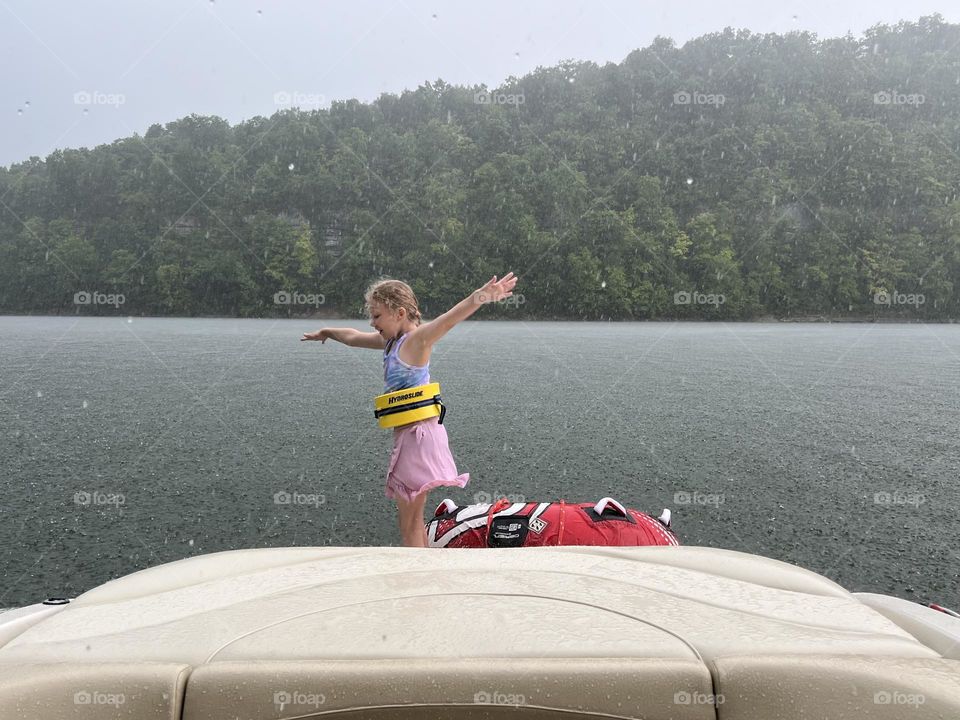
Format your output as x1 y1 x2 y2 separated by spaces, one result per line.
182 659 716 719
713 655 960 720
1 546 960 719
0 663 189 720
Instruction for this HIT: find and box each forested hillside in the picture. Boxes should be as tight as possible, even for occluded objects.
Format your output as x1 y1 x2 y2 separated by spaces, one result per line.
1 15 958 319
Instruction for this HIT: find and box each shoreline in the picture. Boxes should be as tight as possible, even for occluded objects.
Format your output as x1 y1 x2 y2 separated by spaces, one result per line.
0 312 955 323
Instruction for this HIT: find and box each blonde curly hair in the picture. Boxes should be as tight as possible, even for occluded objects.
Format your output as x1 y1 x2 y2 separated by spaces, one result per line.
363 278 423 325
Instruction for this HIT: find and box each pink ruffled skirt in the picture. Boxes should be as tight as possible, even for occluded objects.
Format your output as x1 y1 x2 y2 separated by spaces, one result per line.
385 416 469 502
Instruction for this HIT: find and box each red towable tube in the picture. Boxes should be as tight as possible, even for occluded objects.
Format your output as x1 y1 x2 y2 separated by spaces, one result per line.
427 496 679 548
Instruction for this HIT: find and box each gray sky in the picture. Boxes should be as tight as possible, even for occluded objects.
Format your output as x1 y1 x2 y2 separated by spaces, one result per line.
1 0 957 167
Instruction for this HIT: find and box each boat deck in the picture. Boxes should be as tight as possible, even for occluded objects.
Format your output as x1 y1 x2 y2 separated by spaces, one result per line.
1 545 958 718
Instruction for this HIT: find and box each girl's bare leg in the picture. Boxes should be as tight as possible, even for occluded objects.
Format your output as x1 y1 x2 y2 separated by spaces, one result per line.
420 490 432 547
396 492 429 547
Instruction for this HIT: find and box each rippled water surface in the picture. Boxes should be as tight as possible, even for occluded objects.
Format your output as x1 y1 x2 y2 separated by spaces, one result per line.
1 316 958 608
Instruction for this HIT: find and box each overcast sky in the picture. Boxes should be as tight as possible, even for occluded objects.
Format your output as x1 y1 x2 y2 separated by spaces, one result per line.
1 0 957 167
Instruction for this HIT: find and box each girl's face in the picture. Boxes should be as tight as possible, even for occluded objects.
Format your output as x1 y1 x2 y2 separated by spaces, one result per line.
368 301 406 339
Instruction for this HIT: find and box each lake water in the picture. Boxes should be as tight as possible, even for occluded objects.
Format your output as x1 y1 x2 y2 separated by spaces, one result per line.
1 317 958 609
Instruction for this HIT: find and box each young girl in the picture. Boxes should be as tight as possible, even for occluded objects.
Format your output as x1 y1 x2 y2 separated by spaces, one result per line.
301 273 518 547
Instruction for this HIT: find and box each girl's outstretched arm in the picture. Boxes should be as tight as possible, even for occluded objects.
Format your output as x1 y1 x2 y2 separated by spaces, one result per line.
409 273 518 353
301 327 386 349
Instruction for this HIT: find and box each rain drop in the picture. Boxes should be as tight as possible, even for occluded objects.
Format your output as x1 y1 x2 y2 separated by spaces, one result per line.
189 539 195 546
428 261 434 268
82 108 88 115
17 109 22 116
288 163 295 171
24 100 30 107
431 13 437 20
82 400 88 409
600 281 607 288
37 391 43 398
127 317 134 323
686 177 693 185
257 9 262 15
514 52 520 59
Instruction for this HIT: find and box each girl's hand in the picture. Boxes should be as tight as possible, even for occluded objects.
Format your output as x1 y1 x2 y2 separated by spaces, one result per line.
300 329 330 342
475 272 518 305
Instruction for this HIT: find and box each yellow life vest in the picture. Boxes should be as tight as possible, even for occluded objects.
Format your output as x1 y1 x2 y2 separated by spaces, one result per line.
374 382 445 428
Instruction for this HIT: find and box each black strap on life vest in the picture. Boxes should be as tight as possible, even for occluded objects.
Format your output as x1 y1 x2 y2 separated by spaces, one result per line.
373 395 446 424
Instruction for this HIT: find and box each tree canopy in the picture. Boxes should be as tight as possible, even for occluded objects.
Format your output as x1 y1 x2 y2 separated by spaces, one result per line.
1 15 958 320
